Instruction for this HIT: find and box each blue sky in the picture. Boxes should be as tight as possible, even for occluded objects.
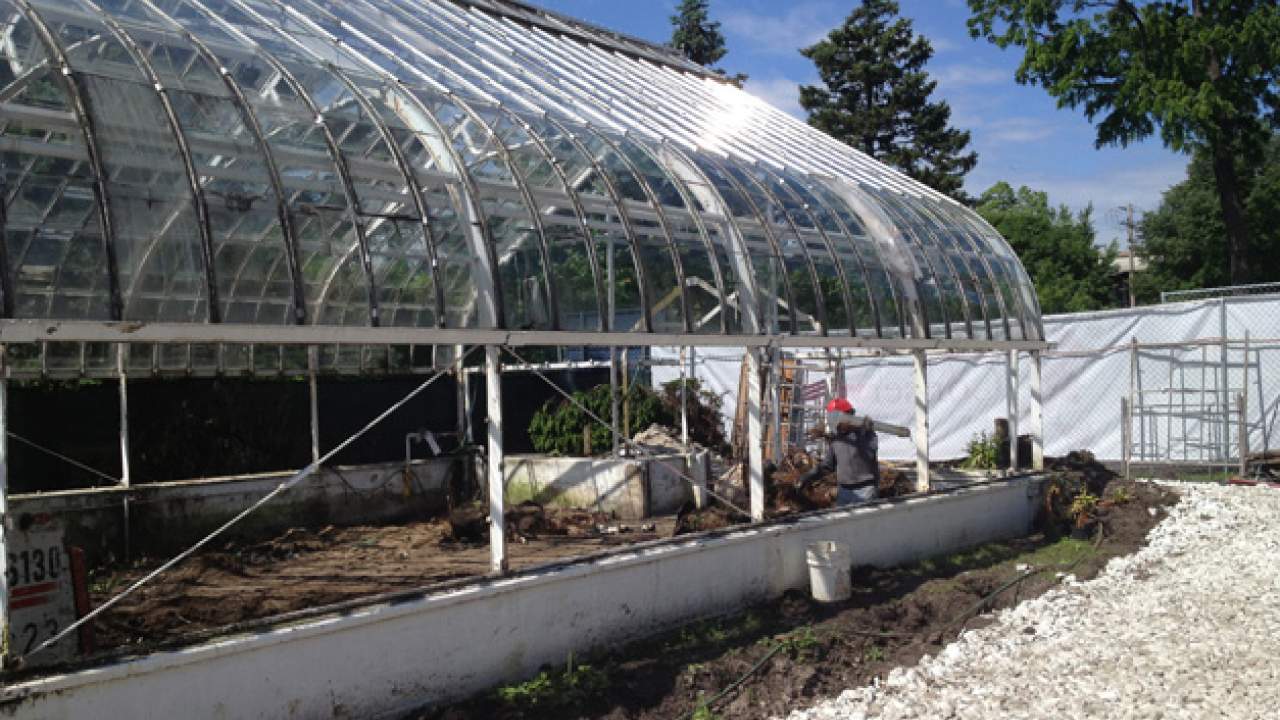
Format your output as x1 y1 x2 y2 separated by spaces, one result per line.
533 0 1188 247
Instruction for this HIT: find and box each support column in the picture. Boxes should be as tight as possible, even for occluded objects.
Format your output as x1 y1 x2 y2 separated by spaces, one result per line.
679 346 689 448
913 350 930 493
0 355 9 665
455 345 467 449
746 348 766 522
117 344 131 561
485 346 506 575
610 347 620 456
307 346 320 464
1007 349 1021 473
769 347 783 459
1029 350 1045 471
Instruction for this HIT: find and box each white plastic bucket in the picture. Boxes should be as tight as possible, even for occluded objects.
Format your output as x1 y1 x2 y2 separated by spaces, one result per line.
806 540 852 603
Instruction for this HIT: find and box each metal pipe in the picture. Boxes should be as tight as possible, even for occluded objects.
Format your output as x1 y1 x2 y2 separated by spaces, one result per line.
1007 349 1020 473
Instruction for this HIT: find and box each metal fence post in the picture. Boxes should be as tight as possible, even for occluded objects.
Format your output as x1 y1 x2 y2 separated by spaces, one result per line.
1239 393 1249 479
1029 350 1045 471
746 347 766 522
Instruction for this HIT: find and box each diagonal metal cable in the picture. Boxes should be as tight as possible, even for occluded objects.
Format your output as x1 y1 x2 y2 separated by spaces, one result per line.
7 431 120 485
502 346 753 518
25 347 478 661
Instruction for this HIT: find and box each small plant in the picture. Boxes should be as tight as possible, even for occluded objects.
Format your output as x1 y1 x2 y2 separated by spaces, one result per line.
961 431 999 469
1107 487 1134 505
779 626 821 660
691 703 722 720
863 644 886 663
493 653 610 710
1069 491 1100 528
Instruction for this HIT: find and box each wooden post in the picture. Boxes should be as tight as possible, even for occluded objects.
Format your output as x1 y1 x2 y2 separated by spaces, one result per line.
1029 350 1045 470
913 350 930 493
1007 349 1020 473
1238 393 1249 479
1122 398 1132 482
485 346 506 575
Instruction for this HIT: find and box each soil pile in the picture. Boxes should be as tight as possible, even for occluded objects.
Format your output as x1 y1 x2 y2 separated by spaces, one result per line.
420 480 1178 720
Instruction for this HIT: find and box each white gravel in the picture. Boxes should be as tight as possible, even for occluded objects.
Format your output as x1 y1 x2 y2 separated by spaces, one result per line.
783 483 1280 720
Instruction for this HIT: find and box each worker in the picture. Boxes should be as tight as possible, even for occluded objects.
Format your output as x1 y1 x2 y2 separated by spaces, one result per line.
798 398 881 507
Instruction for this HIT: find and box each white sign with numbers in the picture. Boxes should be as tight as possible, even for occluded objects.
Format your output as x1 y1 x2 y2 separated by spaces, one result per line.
6 515 77 666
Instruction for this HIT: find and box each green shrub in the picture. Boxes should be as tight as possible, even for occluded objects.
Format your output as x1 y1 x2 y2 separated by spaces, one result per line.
528 383 672 455
659 378 730 455
962 431 1000 469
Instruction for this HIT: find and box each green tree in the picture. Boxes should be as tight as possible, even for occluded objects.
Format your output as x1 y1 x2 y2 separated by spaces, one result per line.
1135 135 1280 302
976 182 1117 314
800 0 977 200
670 0 746 86
967 0 1280 285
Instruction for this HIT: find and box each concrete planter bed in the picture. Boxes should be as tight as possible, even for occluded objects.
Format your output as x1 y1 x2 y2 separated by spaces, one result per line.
0 475 1044 720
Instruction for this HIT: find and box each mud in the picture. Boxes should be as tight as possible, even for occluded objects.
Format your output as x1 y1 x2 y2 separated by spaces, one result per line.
418 479 1178 720
88 511 675 653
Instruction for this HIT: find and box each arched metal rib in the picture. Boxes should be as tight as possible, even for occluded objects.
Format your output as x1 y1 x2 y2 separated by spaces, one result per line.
13 0 122 320
135 0 312 325
79 1 223 322
190 0 385 327
282 0 559 330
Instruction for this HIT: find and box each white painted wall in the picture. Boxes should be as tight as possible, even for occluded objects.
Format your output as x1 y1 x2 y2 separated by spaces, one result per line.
1 477 1043 720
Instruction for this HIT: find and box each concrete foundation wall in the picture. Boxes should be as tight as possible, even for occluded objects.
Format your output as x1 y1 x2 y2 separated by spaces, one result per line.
501 454 703 519
0 476 1044 720
10 458 465 563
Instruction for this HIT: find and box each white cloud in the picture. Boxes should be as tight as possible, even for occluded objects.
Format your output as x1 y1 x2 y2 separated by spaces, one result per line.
932 63 1010 90
744 75 807 118
984 117 1057 144
721 2 836 56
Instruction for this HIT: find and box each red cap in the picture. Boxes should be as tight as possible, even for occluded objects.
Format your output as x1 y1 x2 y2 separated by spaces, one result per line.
826 397 854 413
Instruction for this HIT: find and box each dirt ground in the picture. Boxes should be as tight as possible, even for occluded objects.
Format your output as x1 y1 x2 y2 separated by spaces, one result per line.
417 476 1179 720
88 513 676 653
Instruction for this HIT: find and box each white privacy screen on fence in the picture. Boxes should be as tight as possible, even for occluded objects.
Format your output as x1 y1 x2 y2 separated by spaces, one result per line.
653 294 1280 462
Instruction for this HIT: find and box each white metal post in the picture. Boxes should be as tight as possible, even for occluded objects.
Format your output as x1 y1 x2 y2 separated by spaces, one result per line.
1007 349 1020 473
913 350 930 493
746 348 766 522
117 344 132 561
455 344 467 448
117 344 131 486
307 345 320 464
679 346 689 448
610 346 620 456
769 347 783 459
0 360 9 665
485 346 507 574
1029 350 1045 471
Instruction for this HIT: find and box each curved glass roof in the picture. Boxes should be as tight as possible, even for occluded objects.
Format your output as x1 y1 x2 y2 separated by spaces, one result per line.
0 0 1043 343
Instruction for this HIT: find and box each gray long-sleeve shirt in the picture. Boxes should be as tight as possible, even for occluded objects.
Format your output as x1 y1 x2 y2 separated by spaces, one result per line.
803 427 880 487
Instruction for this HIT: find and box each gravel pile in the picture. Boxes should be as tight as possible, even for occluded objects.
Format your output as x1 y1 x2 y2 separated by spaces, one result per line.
783 483 1280 720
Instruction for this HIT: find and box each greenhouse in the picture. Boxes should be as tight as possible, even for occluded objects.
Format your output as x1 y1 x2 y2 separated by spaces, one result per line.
0 0 1050 716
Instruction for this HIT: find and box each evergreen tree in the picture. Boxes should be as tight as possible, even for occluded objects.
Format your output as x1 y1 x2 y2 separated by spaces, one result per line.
800 0 977 200
968 0 1280 285
1135 135 1280 303
669 0 746 86
976 182 1117 314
